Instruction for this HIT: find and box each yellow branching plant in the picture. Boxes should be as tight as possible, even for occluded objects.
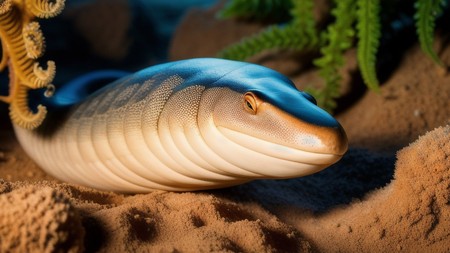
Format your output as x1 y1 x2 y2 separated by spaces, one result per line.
0 0 64 129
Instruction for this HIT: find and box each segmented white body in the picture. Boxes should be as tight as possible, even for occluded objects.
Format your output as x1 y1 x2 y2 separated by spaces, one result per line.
14 59 347 192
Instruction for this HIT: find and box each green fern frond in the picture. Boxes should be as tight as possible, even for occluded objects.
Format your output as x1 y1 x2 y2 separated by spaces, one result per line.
313 0 357 111
218 24 306 60
218 0 318 61
415 0 446 67
218 0 292 21
290 0 318 46
356 0 381 92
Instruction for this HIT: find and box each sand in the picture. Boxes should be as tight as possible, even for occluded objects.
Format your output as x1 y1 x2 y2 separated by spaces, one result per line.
1 3 450 253
283 125 450 252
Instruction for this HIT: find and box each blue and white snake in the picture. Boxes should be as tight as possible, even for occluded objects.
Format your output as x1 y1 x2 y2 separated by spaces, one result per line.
14 58 348 192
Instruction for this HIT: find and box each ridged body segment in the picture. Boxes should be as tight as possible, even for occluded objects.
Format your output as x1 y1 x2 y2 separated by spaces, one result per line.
15 74 246 192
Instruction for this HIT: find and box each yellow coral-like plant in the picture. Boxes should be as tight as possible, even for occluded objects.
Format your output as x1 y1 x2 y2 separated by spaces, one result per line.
0 0 64 129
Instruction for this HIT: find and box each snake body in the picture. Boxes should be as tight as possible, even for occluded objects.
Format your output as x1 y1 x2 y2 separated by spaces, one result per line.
14 58 348 192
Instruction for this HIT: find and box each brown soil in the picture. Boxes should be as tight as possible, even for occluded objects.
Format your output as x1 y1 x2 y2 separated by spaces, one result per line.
0 3 449 253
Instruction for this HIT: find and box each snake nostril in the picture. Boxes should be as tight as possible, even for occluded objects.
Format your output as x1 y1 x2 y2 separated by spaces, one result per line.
302 92 317 105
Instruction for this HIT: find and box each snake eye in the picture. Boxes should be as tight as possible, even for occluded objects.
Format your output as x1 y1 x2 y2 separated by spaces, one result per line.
244 92 257 114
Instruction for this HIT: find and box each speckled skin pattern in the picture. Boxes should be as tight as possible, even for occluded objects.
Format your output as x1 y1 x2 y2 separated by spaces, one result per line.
14 58 348 192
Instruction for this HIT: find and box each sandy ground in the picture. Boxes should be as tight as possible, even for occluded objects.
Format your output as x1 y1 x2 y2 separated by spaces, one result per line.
1 3 449 253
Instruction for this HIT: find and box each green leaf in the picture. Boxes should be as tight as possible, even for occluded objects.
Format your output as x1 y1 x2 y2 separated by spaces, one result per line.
312 0 357 112
356 0 381 92
218 0 292 21
217 0 319 61
415 0 446 67
290 0 318 46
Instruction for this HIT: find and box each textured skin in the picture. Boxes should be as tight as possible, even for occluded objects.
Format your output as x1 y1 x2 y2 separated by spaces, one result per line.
14 58 348 192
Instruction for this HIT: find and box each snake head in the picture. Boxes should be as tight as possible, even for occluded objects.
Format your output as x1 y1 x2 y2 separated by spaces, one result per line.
196 61 348 178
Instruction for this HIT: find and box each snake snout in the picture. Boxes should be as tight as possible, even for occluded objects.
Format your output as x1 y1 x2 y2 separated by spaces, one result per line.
315 124 348 156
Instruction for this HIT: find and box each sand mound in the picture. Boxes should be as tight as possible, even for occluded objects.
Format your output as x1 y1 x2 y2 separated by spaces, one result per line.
285 126 450 252
82 192 311 252
0 181 312 252
0 183 83 253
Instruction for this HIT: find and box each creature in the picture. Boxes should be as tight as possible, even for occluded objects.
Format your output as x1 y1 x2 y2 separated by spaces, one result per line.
14 58 348 192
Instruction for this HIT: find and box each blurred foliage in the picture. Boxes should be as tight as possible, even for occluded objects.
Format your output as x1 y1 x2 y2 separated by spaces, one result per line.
218 0 318 60
217 0 292 21
415 0 447 67
357 0 381 92
312 0 356 110
218 0 448 112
